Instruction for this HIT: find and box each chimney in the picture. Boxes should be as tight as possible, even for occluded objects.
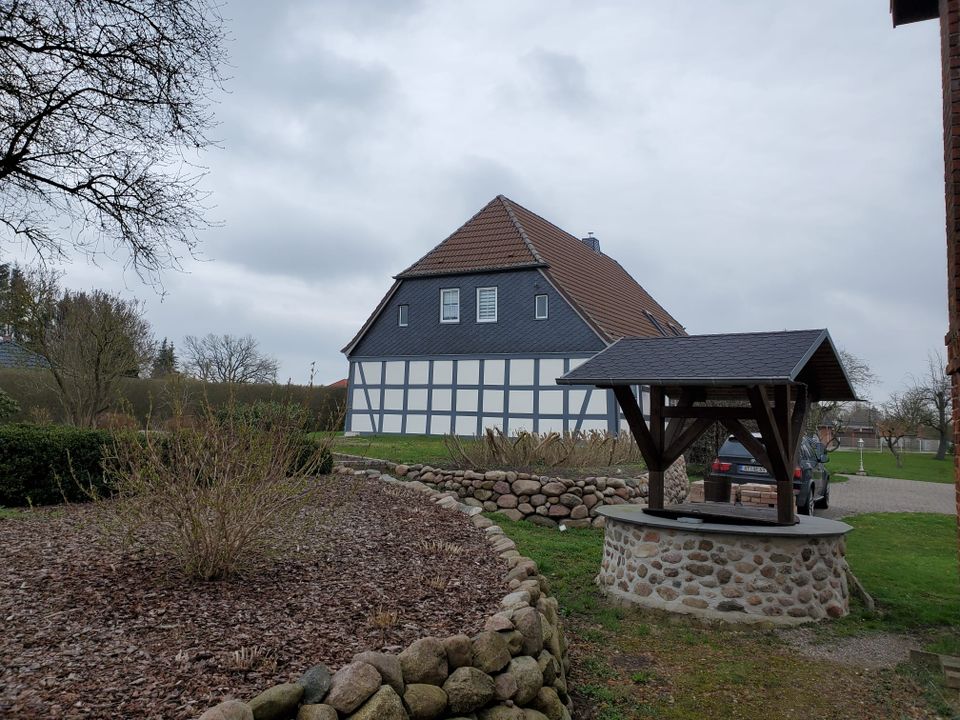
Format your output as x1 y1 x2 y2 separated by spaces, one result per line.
580 232 601 253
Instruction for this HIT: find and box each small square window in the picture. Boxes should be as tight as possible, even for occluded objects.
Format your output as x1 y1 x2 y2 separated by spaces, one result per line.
477 287 497 323
535 294 548 320
398 304 408 327
440 288 460 323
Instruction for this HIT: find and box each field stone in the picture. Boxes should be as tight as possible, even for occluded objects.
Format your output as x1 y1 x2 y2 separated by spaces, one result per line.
403 683 448 720
296 705 338 720
443 634 473 669
472 631 511 673
500 629 524 655
512 479 542 496
512 607 544 656
400 637 449 685
508 656 543 705
478 706 526 720
349 685 407 720
249 683 304 720
522 710 551 720
325 662 382 714
531 687 565 720
353 651 404 694
298 664 332 704
443 666 496 713
493 671 518 701
199 700 253 720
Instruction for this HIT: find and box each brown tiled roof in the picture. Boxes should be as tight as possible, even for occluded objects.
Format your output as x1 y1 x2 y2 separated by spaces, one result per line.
396 195 684 343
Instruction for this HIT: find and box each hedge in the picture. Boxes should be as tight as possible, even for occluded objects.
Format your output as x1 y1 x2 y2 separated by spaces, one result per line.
0 369 346 430
0 424 112 506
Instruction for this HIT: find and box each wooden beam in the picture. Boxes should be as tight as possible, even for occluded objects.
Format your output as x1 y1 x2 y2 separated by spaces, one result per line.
662 407 755 420
648 386 666 509
663 417 714 467
789 384 809 461
747 385 793 525
612 385 660 470
720 418 773 474
663 389 697 450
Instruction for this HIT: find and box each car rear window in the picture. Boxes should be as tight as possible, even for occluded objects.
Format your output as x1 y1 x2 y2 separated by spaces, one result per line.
717 438 755 458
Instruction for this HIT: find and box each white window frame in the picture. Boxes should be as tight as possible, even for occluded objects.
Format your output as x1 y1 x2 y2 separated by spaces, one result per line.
440 288 460 323
476 286 498 323
535 293 548 320
398 304 408 327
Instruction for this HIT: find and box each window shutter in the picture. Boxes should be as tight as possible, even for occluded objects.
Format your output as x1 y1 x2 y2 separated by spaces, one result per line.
477 287 497 322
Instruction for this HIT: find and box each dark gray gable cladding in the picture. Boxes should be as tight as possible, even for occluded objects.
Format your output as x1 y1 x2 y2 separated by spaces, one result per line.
557 329 857 401
349 268 605 357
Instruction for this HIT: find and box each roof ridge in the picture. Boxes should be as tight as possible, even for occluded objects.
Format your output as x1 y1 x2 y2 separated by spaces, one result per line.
498 195 548 265
617 328 827 341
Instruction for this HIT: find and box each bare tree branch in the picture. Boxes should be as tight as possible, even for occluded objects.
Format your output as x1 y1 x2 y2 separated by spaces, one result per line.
182 333 279 385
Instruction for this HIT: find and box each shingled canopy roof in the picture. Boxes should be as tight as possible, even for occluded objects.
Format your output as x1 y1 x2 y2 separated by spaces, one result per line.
395 195 683 343
557 329 857 402
558 328 856 525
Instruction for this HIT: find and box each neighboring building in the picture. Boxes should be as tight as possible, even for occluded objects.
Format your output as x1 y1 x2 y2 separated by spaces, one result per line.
341 195 685 435
326 378 348 389
0 338 47 370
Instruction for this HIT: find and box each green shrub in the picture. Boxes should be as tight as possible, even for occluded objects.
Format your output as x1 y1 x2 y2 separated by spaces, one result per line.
0 388 20 422
0 424 112 506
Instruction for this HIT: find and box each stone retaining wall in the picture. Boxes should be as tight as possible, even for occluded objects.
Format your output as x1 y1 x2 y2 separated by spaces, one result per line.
199 474 575 720
598 518 850 625
333 454 689 530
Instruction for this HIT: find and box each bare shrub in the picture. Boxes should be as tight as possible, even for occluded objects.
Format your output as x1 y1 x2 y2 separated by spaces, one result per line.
101 401 327 580
97 412 138 430
444 428 644 471
415 538 464 557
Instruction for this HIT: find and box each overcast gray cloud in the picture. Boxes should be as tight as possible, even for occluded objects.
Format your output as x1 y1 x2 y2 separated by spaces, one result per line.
32 1 944 399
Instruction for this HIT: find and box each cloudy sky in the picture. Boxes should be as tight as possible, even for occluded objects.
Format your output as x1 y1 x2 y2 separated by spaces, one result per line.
45 1 944 400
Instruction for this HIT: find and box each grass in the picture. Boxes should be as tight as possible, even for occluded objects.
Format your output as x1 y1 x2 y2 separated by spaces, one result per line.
488 510 960 719
844 513 959 628
0 506 28 519
331 433 454 466
827 449 955 484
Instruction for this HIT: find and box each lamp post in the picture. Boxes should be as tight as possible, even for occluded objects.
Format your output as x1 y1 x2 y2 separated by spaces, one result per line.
857 437 866 476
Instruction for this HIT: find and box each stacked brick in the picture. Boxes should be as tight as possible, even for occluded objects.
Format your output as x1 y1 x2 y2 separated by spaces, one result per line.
687 481 795 511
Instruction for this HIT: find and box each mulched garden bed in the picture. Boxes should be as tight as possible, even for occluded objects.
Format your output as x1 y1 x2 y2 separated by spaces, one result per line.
0 477 509 719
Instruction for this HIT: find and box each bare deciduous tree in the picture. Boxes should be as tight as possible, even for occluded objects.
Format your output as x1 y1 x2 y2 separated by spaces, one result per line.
807 348 877 446
19 270 154 426
182 333 279 385
0 0 226 280
876 390 928 468
909 350 953 461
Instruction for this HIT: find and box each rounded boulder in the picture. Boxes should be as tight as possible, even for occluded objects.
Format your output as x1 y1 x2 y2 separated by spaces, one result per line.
442 666 496 714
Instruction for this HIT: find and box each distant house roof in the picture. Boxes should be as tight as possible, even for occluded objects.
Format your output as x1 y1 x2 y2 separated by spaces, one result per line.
557 329 858 402
326 378 348 389
395 195 683 343
0 340 48 370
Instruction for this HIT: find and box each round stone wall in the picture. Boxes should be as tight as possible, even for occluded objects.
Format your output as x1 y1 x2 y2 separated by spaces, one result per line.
597 512 851 625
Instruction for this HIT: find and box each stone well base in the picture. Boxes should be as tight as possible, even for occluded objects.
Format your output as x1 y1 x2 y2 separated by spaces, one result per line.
596 507 852 625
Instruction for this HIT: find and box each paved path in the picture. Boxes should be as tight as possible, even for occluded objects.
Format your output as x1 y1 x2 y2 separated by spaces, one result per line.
819 474 956 519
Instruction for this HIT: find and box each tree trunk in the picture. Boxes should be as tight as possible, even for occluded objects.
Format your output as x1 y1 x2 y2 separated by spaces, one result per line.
936 429 948 461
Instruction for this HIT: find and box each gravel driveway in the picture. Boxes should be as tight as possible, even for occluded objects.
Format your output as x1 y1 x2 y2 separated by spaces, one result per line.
819 474 956 519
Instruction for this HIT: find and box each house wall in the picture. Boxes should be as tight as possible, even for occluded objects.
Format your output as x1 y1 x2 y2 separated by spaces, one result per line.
349 269 605 357
345 354 649 436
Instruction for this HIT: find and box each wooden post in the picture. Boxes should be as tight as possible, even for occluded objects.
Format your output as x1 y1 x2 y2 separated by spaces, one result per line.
648 386 665 509
612 384 665 510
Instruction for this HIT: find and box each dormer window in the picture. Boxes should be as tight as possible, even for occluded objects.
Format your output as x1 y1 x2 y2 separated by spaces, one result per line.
476 287 497 322
440 288 460 323
535 294 548 320
398 304 408 327
644 310 668 337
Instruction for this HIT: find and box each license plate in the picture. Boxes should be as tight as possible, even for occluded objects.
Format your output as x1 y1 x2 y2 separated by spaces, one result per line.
740 465 767 474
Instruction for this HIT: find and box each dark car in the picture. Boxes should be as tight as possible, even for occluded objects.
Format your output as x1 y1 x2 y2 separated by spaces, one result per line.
707 434 831 515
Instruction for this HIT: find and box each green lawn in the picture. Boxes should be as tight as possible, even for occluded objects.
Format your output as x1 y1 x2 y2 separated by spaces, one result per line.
828 449 955 484
330 433 454 466
488 511 960 719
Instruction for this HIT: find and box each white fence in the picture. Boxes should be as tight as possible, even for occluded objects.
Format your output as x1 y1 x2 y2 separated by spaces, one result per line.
832 436 945 454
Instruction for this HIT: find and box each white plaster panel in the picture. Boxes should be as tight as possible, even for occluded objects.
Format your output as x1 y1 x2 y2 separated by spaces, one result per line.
483 389 504 413
406 414 427 434
455 414 477 436
433 360 453 385
568 357 588 370
429 414 451 435
409 361 429 384
586 390 607 415
539 359 566 386
509 390 534 414
538 417 564 434
352 389 367 411
484 359 505 385
382 414 402 433
580 419 609 432
351 414 373 432
383 389 404 410
568 389 587 413
510 359 534 386
408 388 428 411
360 361 381 385
538 390 564 415
482 418 503 432
432 388 452 411
509 418 532 434
457 389 478 412
458 360 480 385
384 361 405 385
